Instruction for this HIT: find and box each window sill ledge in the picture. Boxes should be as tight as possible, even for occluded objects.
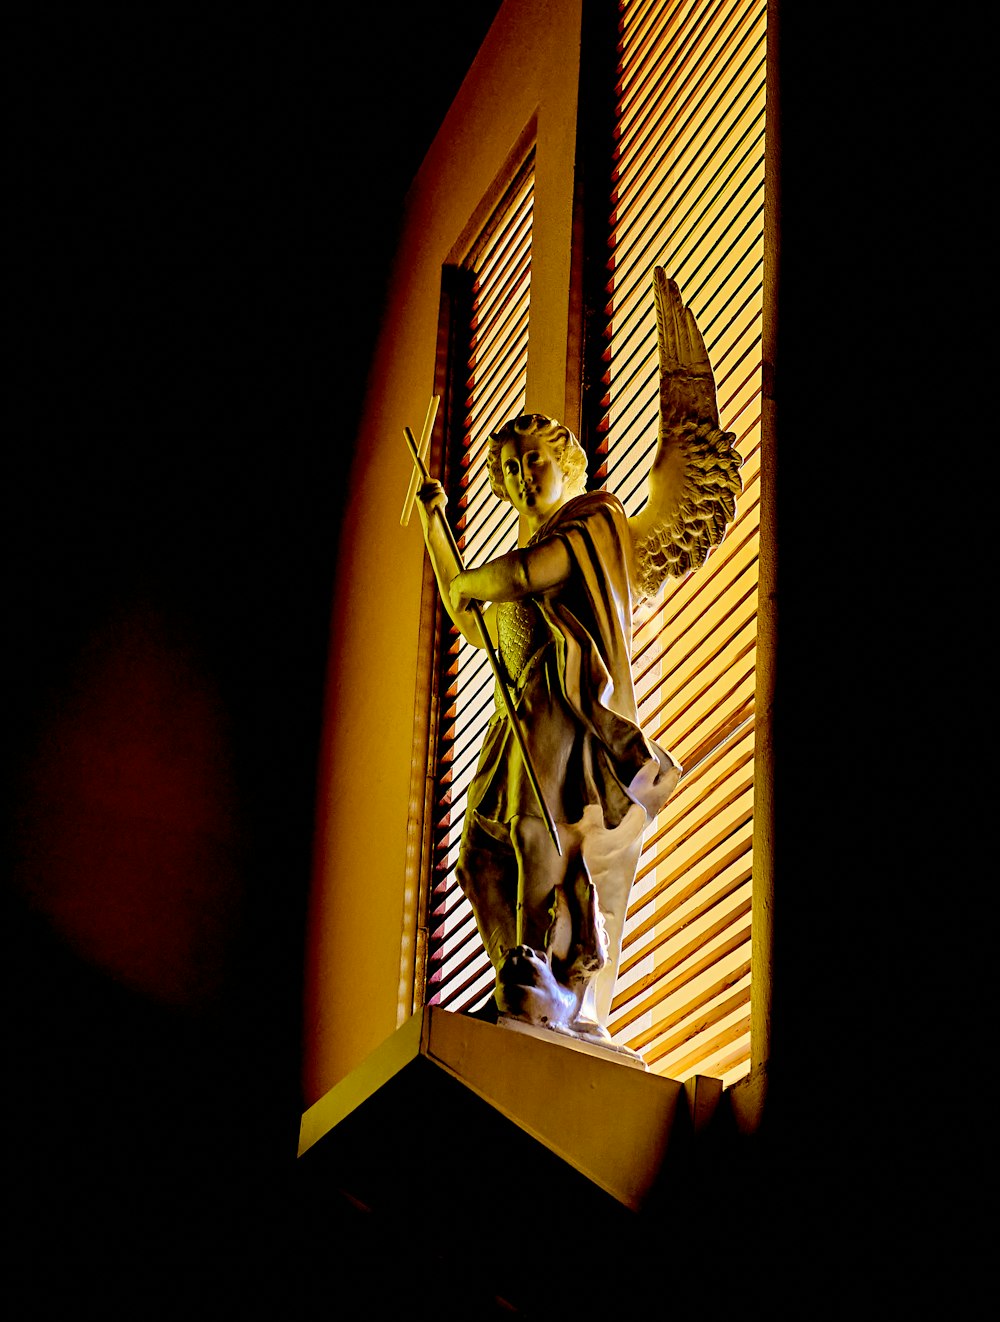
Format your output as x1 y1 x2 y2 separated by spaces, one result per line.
298 1005 724 1215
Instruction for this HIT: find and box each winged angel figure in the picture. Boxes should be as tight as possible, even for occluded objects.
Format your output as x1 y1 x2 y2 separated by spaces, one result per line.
415 269 742 1053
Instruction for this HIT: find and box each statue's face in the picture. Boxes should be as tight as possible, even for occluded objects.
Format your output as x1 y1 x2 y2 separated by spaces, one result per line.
499 436 565 522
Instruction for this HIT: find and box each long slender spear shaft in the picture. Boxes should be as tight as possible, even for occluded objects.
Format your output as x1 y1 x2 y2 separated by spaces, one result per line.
404 425 562 865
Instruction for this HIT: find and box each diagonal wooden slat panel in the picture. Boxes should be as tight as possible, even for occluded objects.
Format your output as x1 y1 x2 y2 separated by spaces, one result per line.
425 158 535 1011
628 961 751 1052
604 0 766 1085
610 919 752 1030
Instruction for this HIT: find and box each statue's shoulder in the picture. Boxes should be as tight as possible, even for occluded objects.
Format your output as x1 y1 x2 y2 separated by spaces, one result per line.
536 493 631 571
552 490 626 526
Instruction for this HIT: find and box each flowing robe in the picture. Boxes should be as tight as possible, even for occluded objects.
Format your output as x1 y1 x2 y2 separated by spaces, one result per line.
457 491 680 1019
467 490 678 831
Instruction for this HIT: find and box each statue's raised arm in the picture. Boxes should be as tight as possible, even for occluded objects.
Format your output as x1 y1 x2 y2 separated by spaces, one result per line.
628 268 743 599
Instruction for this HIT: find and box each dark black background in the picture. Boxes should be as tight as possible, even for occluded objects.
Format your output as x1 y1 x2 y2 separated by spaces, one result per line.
8 6 505 1314
7 4 970 1314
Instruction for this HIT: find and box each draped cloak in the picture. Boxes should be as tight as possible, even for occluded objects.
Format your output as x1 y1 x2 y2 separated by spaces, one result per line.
466 490 679 839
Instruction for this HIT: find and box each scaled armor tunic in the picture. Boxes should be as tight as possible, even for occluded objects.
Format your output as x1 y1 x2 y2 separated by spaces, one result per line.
465 490 678 840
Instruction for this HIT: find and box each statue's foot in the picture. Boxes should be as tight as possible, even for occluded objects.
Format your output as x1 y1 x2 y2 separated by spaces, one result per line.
567 1014 612 1042
496 945 579 1029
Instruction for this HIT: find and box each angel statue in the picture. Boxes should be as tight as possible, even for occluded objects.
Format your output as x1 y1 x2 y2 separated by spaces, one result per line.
412 268 742 1054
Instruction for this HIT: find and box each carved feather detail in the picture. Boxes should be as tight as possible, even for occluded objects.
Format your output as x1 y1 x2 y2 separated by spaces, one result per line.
631 420 742 595
627 269 743 599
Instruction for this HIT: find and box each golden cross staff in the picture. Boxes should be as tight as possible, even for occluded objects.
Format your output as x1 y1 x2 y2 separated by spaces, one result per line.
402 407 563 875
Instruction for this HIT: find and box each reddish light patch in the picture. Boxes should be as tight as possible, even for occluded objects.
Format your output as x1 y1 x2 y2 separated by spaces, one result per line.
14 606 242 1007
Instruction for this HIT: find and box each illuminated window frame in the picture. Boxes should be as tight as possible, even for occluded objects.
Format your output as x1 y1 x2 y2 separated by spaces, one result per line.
407 2 771 1093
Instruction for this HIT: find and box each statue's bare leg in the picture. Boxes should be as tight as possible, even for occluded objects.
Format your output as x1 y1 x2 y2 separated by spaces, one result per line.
455 813 519 973
492 816 611 1032
457 813 614 1036
509 814 568 950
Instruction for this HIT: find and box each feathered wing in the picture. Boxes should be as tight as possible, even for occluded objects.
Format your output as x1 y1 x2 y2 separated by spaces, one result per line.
627 268 743 599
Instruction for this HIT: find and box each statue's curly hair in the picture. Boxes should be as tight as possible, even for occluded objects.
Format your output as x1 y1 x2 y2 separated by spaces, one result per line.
485 413 588 502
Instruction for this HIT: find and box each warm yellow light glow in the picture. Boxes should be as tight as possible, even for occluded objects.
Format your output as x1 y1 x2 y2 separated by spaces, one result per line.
606 0 767 1086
